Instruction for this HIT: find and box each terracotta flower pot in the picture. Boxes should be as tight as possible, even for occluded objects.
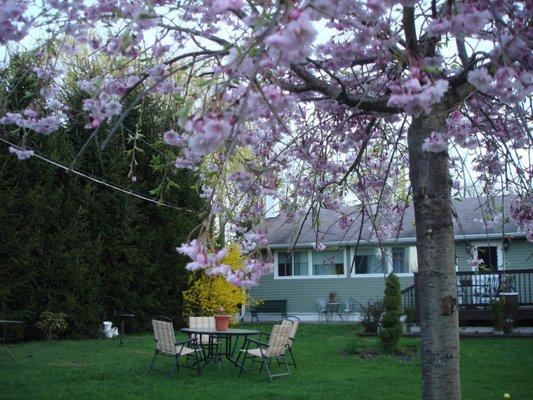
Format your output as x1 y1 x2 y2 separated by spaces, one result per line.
214 315 231 331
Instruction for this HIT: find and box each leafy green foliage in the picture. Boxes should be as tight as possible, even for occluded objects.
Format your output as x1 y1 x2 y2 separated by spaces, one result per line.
35 311 68 340
0 54 205 338
491 299 503 331
358 298 384 333
380 273 402 352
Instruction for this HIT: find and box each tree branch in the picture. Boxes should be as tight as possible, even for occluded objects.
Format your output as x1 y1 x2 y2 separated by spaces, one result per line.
287 64 399 113
402 6 419 55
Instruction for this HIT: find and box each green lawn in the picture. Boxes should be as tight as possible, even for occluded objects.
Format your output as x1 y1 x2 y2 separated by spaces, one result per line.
1 324 532 400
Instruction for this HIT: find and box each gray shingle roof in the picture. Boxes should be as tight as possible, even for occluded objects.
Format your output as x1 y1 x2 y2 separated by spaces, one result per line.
261 196 524 247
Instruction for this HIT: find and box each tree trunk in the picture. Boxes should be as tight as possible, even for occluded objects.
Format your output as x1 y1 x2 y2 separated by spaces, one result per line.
407 108 460 399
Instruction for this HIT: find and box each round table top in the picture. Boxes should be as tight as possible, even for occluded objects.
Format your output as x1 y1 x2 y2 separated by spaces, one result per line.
0 320 23 324
181 327 260 336
114 313 135 318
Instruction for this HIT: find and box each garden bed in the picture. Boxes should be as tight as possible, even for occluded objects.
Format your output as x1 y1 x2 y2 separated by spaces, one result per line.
358 326 533 339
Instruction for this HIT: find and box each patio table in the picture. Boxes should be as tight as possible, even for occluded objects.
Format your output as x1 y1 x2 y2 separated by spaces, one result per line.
326 303 344 322
114 312 135 345
181 327 259 369
1 320 23 362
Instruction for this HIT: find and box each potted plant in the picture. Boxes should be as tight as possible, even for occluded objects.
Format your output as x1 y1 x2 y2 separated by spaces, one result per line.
328 291 337 303
214 306 231 331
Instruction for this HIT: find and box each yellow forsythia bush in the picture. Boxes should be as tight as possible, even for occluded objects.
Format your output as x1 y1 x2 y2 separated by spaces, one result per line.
182 244 246 318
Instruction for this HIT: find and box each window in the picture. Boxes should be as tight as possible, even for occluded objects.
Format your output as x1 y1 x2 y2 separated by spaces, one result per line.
353 253 384 275
392 247 407 273
476 246 499 272
277 252 308 277
312 250 345 276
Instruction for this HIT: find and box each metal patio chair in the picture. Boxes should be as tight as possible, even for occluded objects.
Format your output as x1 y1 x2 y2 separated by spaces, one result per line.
238 324 292 381
188 316 220 360
148 318 204 378
316 298 328 321
342 298 355 321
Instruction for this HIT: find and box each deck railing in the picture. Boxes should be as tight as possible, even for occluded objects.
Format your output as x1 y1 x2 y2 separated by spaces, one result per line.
401 269 533 317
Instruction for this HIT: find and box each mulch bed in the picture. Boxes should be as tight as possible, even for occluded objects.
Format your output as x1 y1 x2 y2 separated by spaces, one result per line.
341 344 418 361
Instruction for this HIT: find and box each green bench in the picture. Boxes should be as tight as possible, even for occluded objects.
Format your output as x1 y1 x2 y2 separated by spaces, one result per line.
250 300 287 322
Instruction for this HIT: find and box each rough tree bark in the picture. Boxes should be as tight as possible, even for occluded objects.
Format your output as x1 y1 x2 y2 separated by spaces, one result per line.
408 103 461 400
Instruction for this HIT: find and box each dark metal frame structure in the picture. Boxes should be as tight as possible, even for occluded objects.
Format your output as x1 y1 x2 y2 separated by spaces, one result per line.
1 320 23 362
180 327 259 369
114 311 135 345
148 317 205 379
237 337 292 381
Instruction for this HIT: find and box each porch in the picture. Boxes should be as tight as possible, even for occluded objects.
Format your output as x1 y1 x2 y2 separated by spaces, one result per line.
401 269 533 324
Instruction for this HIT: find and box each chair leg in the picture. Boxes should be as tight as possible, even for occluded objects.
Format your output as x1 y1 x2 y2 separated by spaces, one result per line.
168 356 179 379
263 356 273 381
238 353 249 377
194 353 202 376
288 346 297 369
147 350 158 375
282 355 291 377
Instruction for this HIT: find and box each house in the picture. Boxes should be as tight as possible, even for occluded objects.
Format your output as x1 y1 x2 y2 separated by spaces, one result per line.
248 197 533 322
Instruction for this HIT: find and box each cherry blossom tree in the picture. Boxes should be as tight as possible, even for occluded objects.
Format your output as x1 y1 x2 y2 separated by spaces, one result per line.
1 1 531 399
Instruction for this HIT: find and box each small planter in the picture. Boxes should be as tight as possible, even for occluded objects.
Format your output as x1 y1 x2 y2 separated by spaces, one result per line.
214 315 231 331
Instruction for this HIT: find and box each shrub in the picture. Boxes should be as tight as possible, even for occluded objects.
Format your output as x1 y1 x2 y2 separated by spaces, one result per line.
182 244 246 318
491 299 503 331
380 273 402 352
358 298 384 333
36 311 68 340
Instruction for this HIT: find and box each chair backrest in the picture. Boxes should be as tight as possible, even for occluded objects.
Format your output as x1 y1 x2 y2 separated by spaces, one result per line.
266 324 292 357
280 319 299 344
152 319 177 355
343 299 353 312
188 316 216 345
188 316 215 329
317 298 327 311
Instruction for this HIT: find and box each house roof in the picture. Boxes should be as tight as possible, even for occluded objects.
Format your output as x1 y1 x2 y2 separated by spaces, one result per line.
261 196 525 248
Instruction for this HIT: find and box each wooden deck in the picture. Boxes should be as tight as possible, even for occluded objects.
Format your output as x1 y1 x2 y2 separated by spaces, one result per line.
401 269 533 324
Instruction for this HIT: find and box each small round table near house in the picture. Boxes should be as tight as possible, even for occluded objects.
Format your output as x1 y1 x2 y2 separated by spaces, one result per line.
180 327 259 368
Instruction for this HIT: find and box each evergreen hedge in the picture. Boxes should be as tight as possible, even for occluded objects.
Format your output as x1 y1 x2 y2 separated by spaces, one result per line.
0 54 205 339
379 273 402 352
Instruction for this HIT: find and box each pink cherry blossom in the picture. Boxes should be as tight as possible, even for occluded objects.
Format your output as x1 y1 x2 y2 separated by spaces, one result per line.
163 130 183 146
211 0 243 14
187 117 232 157
422 132 447 153
8 146 34 160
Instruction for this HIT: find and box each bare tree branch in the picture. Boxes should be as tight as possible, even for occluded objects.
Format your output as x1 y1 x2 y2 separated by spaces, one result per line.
286 63 400 113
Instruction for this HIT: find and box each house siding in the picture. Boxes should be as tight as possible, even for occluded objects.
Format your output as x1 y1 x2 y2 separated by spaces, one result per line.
250 239 531 315
249 274 414 314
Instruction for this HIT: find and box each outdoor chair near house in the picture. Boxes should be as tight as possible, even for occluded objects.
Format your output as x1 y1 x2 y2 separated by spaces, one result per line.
237 324 293 381
316 298 328 321
148 317 204 379
341 299 355 321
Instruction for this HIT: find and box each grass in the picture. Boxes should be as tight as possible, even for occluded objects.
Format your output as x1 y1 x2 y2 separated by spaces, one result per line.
1 324 532 400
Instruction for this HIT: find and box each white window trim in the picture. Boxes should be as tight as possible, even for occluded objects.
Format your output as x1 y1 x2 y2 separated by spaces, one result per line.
471 242 504 271
273 249 347 280
388 247 415 277
273 250 309 279
349 246 415 278
310 248 347 278
350 246 387 278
